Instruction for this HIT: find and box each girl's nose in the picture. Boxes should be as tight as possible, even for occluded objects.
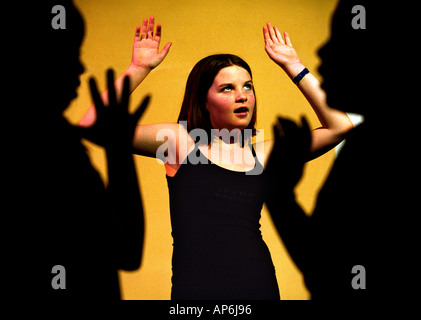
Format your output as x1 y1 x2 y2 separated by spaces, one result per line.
235 89 248 102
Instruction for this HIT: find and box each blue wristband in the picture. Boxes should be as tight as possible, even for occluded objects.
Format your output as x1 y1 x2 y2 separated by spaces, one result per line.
292 68 309 85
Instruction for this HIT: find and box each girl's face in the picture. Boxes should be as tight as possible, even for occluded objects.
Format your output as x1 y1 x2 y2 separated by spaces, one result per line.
206 66 255 132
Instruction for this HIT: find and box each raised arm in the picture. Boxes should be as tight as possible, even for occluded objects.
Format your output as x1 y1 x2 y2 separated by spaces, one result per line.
79 16 172 127
263 23 353 160
81 69 149 270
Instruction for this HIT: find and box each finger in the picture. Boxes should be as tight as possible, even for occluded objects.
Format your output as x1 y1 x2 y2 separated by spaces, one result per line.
147 16 155 39
274 26 284 44
267 23 276 41
284 31 292 46
154 24 162 44
140 18 148 40
132 95 151 122
121 76 130 111
274 117 285 139
134 25 141 41
263 25 273 47
158 42 172 59
267 23 281 44
300 116 310 132
107 69 117 107
89 77 104 118
263 25 269 41
300 116 312 149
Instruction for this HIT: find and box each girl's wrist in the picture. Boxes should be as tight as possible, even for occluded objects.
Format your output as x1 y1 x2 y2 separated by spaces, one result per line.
128 62 152 76
125 63 152 90
281 62 306 80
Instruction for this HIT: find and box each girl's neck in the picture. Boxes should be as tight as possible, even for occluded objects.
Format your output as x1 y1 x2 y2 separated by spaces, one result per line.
200 132 255 171
209 128 249 149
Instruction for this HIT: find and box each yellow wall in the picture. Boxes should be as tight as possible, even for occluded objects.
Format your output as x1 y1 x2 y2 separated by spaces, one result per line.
68 0 338 300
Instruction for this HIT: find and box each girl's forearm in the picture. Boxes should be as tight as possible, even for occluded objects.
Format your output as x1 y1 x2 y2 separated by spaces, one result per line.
296 71 352 131
281 58 353 133
284 65 354 156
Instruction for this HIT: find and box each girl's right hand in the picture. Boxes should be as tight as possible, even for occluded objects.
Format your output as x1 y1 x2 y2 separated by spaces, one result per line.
131 16 172 72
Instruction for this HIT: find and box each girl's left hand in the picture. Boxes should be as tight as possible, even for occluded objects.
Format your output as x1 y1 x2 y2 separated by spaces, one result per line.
263 23 304 76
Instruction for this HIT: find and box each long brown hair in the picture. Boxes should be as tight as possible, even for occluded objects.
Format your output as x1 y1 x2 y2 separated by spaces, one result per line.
178 54 257 142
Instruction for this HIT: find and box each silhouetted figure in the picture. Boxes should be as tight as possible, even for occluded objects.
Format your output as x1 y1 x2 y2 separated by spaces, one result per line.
265 0 392 299
18 1 147 299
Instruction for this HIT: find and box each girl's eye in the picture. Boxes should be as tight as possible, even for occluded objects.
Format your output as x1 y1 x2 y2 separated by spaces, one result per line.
244 82 253 90
220 83 252 92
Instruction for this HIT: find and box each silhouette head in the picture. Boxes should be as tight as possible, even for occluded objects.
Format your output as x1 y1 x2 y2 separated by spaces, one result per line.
318 0 373 118
39 1 85 118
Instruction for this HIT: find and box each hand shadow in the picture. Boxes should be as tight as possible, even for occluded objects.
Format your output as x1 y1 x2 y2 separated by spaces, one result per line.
19 1 148 300
265 0 390 300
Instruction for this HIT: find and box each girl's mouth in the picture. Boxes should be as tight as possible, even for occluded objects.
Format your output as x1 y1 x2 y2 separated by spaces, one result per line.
234 107 249 115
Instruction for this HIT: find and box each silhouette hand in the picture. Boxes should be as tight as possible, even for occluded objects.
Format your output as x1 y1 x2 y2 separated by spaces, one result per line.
82 69 150 148
265 117 311 193
131 16 172 72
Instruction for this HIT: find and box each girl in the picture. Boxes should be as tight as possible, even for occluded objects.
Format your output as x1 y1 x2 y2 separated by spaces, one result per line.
80 17 353 299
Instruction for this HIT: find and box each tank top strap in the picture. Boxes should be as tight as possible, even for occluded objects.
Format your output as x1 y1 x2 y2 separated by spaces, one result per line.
248 143 264 175
250 143 257 157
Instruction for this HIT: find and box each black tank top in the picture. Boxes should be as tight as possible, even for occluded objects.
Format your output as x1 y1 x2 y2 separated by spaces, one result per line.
166 143 280 300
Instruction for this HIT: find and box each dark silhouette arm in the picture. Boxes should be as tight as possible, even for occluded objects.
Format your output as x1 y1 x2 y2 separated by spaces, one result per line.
84 69 149 270
264 117 313 272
